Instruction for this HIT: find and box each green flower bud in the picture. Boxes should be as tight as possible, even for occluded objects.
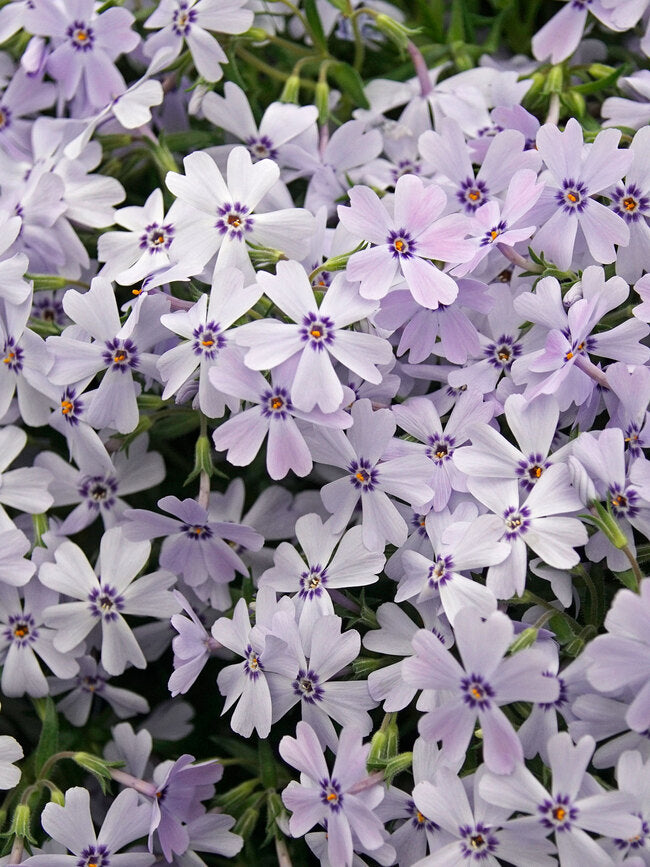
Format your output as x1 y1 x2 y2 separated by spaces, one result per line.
280 74 301 104
315 80 329 125
543 64 564 94
8 805 35 843
216 778 260 814
234 806 259 839
508 627 539 654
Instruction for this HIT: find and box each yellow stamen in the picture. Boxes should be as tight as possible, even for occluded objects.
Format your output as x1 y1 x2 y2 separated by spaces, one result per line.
415 810 426 824
271 397 283 410
228 215 242 228
132 288 142 295
623 197 637 211
113 351 126 363
355 472 365 482
567 192 578 203
532 466 542 478
468 190 480 201
310 328 321 338
471 686 483 699
201 339 214 347
3 352 14 364
490 229 499 241
61 400 73 415
327 793 338 801
565 351 573 360
76 30 88 41
13 626 28 638
553 807 566 821
394 239 404 252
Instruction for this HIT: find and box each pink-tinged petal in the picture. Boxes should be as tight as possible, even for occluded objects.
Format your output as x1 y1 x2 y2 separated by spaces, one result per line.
581 128 632 192
578 200 629 264
401 256 459 309
416 213 477 263
479 706 523 773
536 118 584 185
257 260 315 322
532 208 578 271
393 175 446 236
280 721 329 780
266 416 312 479
532 5 588 65
346 245 398 300
502 169 546 224
291 347 343 414
337 185 391 244
234 321 301 369
212 407 269 467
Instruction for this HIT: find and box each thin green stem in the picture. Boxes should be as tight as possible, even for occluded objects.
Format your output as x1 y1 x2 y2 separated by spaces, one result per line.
621 545 643 593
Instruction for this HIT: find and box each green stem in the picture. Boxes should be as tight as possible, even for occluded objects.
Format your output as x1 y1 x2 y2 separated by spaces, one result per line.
234 45 290 84
38 751 75 782
621 545 643 593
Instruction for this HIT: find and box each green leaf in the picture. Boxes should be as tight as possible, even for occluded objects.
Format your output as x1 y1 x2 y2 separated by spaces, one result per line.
326 0 348 12
571 66 624 94
328 62 369 109
304 0 328 52
34 697 59 775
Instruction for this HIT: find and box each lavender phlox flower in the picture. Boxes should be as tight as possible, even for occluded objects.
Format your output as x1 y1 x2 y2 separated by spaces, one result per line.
211 588 288 738
0 736 21 789
165 146 315 278
264 610 376 750
173 812 243 861
377 738 459 866
144 0 253 83
281 119 383 218
570 692 650 770
605 750 650 862
168 591 222 697
532 0 648 65
303 398 434 551
25 0 141 111
338 173 476 310
98 188 178 286
234 260 393 413
491 103 540 151
35 433 165 536
602 70 650 131
258 511 384 651
0 296 54 427
418 118 540 216
479 732 643 866
454 393 563 490
159 267 262 417
451 168 545 278
280 721 388 867
572 428 650 572
0 66 53 159
0 211 31 306
634 272 650 322
48 654 149 727
609 125 650 283
212 346 353 480
0 0 33 44
122 495 263 610
39 527 179 676
0 527 35 587
412 765 558 866
363 599 452 712
47 279 170 434
390 389 493 511
398 507 506 624
0 580 79 697
603 362 650 461
467 463 587 598
0 425 53 529
104 721 153 782
531 118 632 270
584 579 650 736
200 80 318 168
404 607 560 773
21 786 155 866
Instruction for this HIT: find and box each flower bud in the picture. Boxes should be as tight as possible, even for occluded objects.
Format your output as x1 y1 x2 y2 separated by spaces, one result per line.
8 805 35 843
543 64 564 94
234 806 259 840
280 74 301 104
315 80 329 125
374 14 411 50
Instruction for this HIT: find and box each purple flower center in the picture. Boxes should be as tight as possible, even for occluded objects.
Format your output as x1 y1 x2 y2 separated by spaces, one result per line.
609 484 639 519
261 386 293 420
292 668 324 703
320 777 343 812
5 613 37 647
391 160 421 183
77 844 111 866
624 422 645 458
556 179 589 213
299 312 335 351
571 0 592 8
299 564 328 599
67 20 94 51
181 523 213 540
348 457 379 491
484 334 522 370
427 554 455 588
612 184 649 223
80 674 106 694
387 228 417 259
33 294 65 324
480 220 507 247
538 673 567 711
79 474 119 512
192 320 226 359
538 794 578 831
102 338 139 372
88 584 125 621
461 673 495 709
245 135 278 162
458 822 499 859
215 202 254 240
0 105 12 131
425 433 455 464
140 222 174 254
457 178 489 212
502 504 531 540
244 644 263 680
515 453 551 490
411 512 429 537
60 387 84 427
172 2 197 36
407 799 439 832
2 337 23 373
614 814 649 852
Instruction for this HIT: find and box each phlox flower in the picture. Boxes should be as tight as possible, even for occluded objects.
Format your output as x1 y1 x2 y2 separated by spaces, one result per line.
610 125 650 283
0 736 22 789
144 0 253 83
21 786 155 867
234 260 393 413
403 608 560 773
0 425 53 529
39 528 179 676
280 722 388 867
338 173 476 309
602 70 650 131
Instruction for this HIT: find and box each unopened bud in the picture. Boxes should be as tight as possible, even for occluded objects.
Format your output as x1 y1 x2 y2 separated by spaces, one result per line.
374 14 410 50
508 627 538 654
384 752 413 781
315 80 329 125
216 778 260 814
560 91 586 118
234 806 259 839
280 74 301 104
8 805 34 843
543 64 564 95
588 63 617 79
